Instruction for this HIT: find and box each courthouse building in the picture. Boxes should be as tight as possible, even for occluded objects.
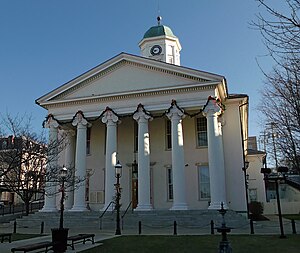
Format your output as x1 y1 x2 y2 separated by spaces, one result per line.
36 17 248 213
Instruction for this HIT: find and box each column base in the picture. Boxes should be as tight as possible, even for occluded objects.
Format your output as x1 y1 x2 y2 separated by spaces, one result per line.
170 203 188 211
39 207 58 212
208 202 228 210
135 204 153 211
69 205 89 212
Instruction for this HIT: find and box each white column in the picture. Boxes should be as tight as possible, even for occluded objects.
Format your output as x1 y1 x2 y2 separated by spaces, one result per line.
102 109 119 210
70 112 89 211
167 105 188 210
203 97 227 209
133 105 153 211
40 115 59 212
64 130 75 210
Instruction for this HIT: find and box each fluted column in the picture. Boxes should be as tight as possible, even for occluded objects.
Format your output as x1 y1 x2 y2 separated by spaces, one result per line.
133 104 153 211
40 115 59 212
102 108 119 210
64 130 75 210
70 111 89 211
203 97 227 209
166 103 188 210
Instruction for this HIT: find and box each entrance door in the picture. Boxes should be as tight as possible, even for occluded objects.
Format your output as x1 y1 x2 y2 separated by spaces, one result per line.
132 161 138 209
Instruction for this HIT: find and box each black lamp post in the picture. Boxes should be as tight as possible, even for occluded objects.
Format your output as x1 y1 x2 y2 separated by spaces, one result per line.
52 166 68 253
114 161 122 235
261 166 288 238
242 161 250 219
59 166 67 229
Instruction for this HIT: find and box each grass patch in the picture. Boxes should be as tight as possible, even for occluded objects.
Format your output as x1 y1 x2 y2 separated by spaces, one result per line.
82 235 300 253
12 233 44 241
283 214 300 220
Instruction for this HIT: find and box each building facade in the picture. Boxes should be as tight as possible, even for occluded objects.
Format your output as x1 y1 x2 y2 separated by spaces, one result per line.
0 136 45 205
36 19 248 213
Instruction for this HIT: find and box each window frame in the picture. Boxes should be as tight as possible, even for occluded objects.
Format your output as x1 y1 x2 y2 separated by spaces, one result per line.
86 127 91 155
195 117 208 148
198 164 211 200
166 166 173 201
165 119 172 150
134 120 138 153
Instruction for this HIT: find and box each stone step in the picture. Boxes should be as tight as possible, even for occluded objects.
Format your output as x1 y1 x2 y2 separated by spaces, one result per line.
13 210 248 231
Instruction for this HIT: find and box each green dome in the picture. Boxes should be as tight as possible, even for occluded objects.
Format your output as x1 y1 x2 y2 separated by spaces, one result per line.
143 25 176 39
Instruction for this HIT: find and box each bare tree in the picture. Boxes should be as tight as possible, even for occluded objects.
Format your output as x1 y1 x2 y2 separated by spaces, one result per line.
0 113 72 215
254 0 300 172
254 0 300 59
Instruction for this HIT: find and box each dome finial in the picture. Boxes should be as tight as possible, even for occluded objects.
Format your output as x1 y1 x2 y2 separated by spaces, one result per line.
157 16 162 26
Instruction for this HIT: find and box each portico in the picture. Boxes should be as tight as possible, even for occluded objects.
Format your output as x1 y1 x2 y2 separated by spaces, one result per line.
36 18 247 214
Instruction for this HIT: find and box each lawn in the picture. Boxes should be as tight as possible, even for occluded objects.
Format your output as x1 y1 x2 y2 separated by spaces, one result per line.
283 214 300 220
82 235 300 253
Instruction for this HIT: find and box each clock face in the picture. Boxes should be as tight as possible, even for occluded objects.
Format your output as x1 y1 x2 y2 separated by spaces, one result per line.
150 45 162 56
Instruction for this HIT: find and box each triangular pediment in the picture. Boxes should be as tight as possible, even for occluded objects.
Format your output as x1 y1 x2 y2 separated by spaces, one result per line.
36 53 225 106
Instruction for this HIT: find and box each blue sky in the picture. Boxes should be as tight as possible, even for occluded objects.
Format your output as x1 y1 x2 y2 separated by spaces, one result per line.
0 0 279 140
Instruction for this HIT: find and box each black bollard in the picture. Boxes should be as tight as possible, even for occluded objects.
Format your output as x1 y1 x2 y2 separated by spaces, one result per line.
40 221 44 234
250 219 254 234
13 221 17 234
138 221 142 235
173 221 177 235
291 219 296 234
211 220 214 235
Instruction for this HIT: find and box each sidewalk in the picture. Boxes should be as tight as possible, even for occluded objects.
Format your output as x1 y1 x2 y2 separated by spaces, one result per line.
0 229 115 253
0 215 298 253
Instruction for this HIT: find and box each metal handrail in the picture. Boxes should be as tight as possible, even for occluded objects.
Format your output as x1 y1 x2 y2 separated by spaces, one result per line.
121 201 132 229
99 201 114 230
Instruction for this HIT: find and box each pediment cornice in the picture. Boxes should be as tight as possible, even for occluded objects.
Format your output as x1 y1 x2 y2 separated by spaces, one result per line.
42 82 219 109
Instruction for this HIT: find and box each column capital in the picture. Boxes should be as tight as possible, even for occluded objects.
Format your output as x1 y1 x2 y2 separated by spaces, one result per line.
43 114 59 129
133 104 153 123
166 103 185 121
72 111 89 127
202 96 224 117
102 108 119 125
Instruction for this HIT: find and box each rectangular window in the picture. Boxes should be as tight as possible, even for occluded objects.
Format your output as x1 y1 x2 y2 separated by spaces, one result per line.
166 119 172 150
167 167 173 201
134 121 138 153
198 165 210 199
196 117 208 147
86 127 91 155
249 189 258 202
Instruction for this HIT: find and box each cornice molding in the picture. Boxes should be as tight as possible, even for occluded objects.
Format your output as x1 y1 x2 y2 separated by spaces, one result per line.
43 84 217 109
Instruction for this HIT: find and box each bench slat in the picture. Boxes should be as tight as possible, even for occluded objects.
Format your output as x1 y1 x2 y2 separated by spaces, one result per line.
11 241 53 252
67 234 95 250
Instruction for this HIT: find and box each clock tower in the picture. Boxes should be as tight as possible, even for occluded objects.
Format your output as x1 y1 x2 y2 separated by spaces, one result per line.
139 17 181 66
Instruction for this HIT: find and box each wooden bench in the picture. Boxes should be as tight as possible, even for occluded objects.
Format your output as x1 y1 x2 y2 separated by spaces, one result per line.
67 233 95 250
11 241 55 253
0 233 12 243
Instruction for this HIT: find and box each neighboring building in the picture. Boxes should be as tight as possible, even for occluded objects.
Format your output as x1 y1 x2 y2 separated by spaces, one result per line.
246 136 267 204
36 18 249 213
0 136 45 205
246 136 300 215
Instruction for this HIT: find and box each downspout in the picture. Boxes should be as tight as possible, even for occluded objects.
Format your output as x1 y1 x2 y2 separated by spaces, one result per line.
239 99 249 218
